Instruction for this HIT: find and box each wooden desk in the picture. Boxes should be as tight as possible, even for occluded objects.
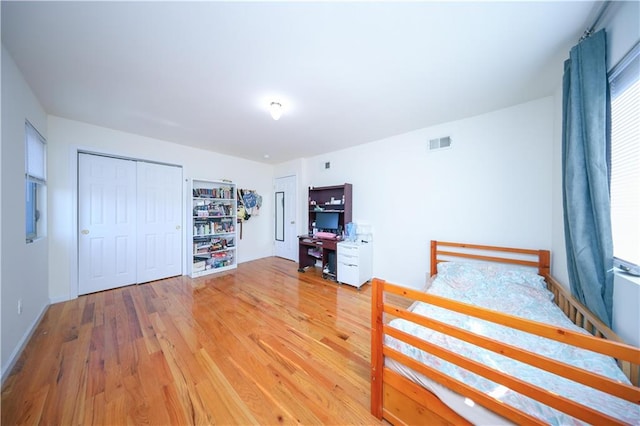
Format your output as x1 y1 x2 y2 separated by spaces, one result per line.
298 236 339 279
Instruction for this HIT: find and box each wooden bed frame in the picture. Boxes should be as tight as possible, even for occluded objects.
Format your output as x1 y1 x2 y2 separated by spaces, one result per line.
371 240 640 425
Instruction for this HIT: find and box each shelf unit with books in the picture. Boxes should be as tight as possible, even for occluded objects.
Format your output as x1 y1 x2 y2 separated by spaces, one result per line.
190 179 237 277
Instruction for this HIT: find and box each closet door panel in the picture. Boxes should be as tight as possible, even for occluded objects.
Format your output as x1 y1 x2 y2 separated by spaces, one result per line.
136 162 183 283
79 153 137 295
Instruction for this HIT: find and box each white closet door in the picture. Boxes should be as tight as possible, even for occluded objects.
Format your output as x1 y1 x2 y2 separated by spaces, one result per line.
136 162 183 283
78 153 137 295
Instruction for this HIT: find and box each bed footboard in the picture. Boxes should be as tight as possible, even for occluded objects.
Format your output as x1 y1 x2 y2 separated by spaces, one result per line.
371 278 640 425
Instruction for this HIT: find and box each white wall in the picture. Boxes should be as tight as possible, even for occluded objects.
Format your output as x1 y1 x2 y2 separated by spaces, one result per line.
550 83 569 285
1 46 50 380
601 1 640 70
47 116 274 302
612 273 640 347
299 98 554 289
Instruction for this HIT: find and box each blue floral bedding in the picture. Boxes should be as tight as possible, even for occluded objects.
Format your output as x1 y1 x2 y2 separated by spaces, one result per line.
386 262 639 425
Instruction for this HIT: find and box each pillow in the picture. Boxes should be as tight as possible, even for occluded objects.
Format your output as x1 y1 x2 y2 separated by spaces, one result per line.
435 262 486 290
436 261 548 292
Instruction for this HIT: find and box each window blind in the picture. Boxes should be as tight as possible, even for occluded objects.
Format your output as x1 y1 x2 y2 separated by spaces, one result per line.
25 121 46 183
609 42 640 267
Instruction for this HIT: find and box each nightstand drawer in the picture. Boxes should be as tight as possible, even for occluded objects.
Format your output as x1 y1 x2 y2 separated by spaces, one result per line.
338 262 360 285
338 252 359 264
338 244 359 255
337 242 361 261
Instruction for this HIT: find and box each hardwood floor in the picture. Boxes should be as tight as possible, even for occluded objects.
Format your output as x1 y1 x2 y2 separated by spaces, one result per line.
1 257 383 425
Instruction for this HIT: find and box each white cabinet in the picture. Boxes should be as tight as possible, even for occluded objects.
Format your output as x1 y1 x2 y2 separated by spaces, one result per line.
190 179 237 277
337 241 373 288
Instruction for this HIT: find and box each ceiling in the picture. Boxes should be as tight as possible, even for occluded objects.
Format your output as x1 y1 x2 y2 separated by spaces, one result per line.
2 1 599 164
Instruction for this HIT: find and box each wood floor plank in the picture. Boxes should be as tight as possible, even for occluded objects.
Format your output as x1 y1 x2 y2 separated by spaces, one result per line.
222 355 300 424
11 383 48 425
196 350 258 425
1 257 382 425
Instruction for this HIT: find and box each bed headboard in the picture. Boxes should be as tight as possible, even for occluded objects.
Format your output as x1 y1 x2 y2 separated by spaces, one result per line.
430 240 550 277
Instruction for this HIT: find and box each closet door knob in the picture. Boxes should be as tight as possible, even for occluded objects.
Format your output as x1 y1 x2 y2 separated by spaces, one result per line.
81 229 89 235
176 225 181 230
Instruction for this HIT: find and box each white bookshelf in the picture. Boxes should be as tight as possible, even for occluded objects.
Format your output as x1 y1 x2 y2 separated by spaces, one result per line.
190 179 237 277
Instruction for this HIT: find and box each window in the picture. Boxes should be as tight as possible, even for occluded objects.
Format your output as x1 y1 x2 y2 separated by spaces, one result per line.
25 120 46 242
609 42 640 271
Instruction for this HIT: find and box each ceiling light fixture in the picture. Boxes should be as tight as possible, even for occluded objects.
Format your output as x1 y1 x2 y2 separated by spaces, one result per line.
269 102 283 120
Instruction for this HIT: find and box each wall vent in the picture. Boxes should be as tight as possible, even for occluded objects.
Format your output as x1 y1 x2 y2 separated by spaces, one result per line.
429 136 452 151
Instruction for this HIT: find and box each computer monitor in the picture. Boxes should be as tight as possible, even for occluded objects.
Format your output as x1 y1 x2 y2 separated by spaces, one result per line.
315 212 339 232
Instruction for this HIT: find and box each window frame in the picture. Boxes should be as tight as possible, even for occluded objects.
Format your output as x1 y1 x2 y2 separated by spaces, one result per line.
25 120 46 243
608 41 640 272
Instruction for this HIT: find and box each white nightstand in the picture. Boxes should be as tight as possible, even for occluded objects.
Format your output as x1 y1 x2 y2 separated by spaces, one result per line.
337 241 373 288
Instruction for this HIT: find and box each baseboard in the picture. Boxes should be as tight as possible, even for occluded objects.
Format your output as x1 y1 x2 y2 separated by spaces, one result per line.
1 301 49 386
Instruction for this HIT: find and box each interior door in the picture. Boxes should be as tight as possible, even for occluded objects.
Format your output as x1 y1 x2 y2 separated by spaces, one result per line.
136 162 183 283
274 175 298 261
78 153 137 295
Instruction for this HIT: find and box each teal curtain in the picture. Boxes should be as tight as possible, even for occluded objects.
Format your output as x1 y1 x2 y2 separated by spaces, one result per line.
562 29 613 327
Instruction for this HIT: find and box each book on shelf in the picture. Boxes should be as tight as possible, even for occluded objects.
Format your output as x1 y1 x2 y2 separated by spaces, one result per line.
193 187 234 199
193 260 206 272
